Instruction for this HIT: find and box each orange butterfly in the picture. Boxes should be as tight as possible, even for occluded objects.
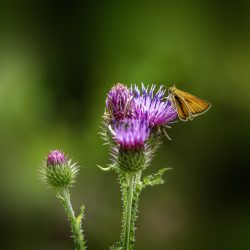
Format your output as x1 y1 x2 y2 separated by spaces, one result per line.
168 85 211 121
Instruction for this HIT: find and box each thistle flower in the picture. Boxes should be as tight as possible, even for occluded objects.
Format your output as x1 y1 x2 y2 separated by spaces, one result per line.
105 83 135 121
109 119 150 172
133 83 165 100
40 150 79 189
102 83 178 173
133 84 177 127
99 83 210 250
111 118 150 150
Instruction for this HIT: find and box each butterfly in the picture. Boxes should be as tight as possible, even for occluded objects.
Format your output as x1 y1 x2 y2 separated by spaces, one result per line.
168 85 211 121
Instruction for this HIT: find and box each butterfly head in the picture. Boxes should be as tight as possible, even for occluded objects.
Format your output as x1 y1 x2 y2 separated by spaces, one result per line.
168 84 177 94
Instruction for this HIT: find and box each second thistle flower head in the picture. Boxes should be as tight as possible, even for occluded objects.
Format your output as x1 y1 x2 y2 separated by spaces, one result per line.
133 84 177 127
105 83 135 121
41 150 79 189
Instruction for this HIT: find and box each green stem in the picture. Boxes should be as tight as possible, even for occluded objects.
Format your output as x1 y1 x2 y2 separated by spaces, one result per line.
129 171 142 248
135 171 141 185
61 188 86 250
123 174 135 250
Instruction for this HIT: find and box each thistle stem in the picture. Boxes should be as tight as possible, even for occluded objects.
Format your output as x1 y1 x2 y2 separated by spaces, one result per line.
123 174 135 250
129 171 142 249
61 188 86 250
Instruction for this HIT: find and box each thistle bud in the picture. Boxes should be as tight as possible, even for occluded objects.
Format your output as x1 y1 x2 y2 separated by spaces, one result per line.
40 150 79 189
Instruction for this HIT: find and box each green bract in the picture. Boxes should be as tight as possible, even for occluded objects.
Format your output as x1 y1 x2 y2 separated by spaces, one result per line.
40 160 79 189
118 149 146 173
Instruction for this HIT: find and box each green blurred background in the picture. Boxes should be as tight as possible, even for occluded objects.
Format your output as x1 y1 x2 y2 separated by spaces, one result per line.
0 0 250 249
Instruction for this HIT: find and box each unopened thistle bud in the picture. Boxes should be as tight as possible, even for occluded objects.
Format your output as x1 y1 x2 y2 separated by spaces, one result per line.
40 150 79 189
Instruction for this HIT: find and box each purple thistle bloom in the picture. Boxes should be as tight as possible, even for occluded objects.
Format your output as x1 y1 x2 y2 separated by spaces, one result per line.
106 83 135 120
110 118 150 150
133 83 165 100
47 150 67 166
133 84 177 127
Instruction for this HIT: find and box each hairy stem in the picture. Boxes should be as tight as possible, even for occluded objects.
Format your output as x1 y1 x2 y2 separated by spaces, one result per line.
123 174 135 250
61 188 86 250
129 171 142 248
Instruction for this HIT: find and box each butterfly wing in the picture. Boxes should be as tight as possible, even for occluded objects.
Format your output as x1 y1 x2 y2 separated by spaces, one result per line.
174 89 211 117
172 94 192 121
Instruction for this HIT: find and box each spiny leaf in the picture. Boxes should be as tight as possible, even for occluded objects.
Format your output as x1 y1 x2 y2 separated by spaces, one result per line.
76 205 85 227
142 167 172 188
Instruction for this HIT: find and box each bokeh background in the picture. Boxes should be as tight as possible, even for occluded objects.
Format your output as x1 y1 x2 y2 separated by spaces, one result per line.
0 1 250 249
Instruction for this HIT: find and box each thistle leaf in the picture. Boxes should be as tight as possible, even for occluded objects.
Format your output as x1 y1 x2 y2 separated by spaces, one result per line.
76 205 85 227
142 167 172 188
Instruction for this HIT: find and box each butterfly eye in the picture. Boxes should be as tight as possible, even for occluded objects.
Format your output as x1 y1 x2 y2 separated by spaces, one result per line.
168 88 172 94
